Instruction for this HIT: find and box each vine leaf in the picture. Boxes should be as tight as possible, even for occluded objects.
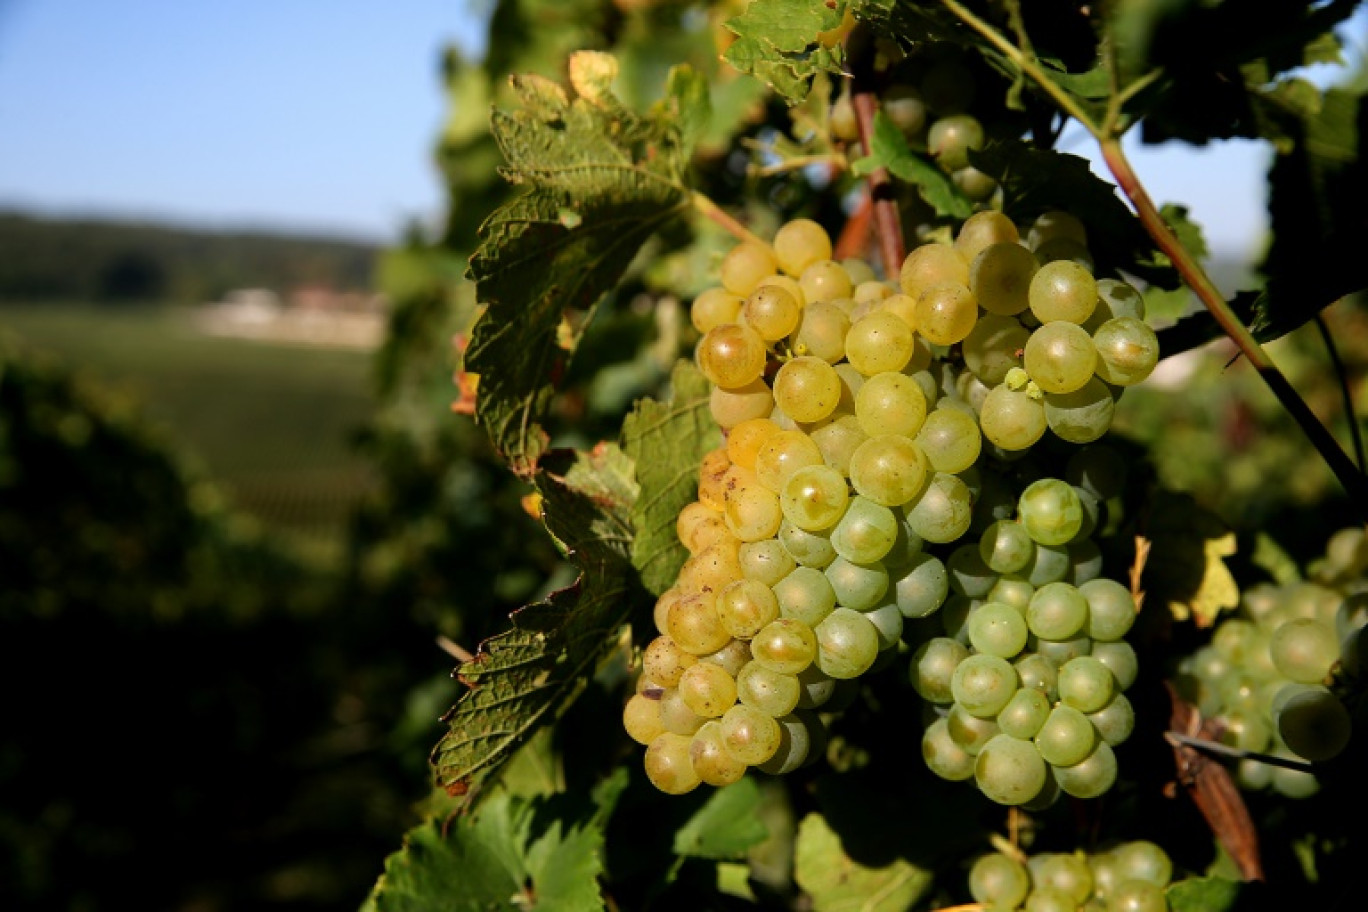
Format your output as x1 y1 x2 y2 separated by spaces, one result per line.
466 52 695 475
969 140 1181 288
672 778 769 860
431 444 638 799
1143 490 1240 628
624 361 720 597
793 812 935 912
1167 874 1243 912
723 0 848 103
850 110 973 219
364 770 628 912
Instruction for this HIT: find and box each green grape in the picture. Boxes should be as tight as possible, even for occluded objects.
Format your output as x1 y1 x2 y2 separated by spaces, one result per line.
678 661 739 718
723 477 784 542
702 637 752 677
1016 652 1060 701
1270 618 1339 683
1034 237 1094 271
829 90 859 141
1036 853 1095 905
796 664 838 708
980 520 1036 575
911 637 969 703
882 84 928 133
968 600 1030 658
975 734 1048 805
751 618 818 674
709 378 774 429
955 211 1020 264
1105 880 1167 912
743 284 802 341
1111 841 1173 887
900 243 970 300
774 566 837 627
1092 317 1159 386
780 463 849 531
740 539 796 587
1044 377 1115 444
1079 578 1135 641
963 313 1030 385
757 711 825 774
779 519 837 568
916 406 981 474
1024 322 1098 394
846 310 916 376
940 594 979 643
924 716 977 781
1027 210 1087 250
971 242 1037 316
849 435 931 507
952 653 1019 717
1018 478 1084 546
953 165 998 201
1035 704 1096 767
1026 542 1072 586
893 552 950 618
1270 753 1321 798
623 692 665 745
824 556 890 612
736 661 801 718
1027 582 1089 640
691 287 744 333
969 853 1031 908
915 282 979 345
697 322 769 389
1088 693 1135 746
773 218 832 277
815 607 881 678
1035 633 1092 666
946 543 997 599
904 471 973 544
799 259 854 304
644 731 702 794
720 241 778 296
979 384 1048 451
1052 741 1117 798
1058 655 1115 713
865 602 905 650
928 114 984 171
948 702 1001 755
855 371 927 438
719 703 782 765
1028 260 1098 324
773 356 843 424
810 414 868 477
998 686 1051 739
1273 684 1352 761
988 576 1034 612
755 429 825 494
832 496 899 563
1094 278 1145 322
790 300 851 363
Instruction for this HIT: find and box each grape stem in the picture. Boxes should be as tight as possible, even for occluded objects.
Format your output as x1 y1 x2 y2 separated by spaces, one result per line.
749 152 847 178
846 44 906 279
1164 732 1316 774
690 191 769 249
1100 139 1368 518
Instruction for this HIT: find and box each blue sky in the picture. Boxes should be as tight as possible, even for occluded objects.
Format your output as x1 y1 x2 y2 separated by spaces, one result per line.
0 2 1363 253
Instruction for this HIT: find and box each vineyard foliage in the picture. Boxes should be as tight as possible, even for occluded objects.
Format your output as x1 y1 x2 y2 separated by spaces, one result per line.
354 0 1368 910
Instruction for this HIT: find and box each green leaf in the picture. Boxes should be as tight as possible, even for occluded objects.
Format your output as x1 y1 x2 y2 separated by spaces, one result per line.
723 0 848 103
623 360 720 597
658 66 712 164
431 444 638 799
1167 874 1242 912
794 812 934 912
850 111 973 219
467 52 692 475
1159 204 1208 265
969 140 1179 287
672 778 769 860
366 771 629 912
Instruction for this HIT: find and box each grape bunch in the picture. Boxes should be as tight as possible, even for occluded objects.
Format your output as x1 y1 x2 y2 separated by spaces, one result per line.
915 473 1139 806
1172 527 1367 797
627 204 1154 795
967 841 1174 912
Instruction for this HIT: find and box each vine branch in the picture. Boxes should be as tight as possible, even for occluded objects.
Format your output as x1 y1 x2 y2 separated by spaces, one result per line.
848 39 905 279
1101 139 1368 518
1314 313 1365 472
691 191 768 249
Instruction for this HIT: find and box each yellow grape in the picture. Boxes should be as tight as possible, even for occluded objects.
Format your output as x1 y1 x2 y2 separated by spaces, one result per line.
720 241 778 296
900 243 969 300
915 283 978 346
774 219 833 277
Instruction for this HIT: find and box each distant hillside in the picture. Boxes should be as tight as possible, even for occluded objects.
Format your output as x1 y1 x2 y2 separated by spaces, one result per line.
0 211 379 305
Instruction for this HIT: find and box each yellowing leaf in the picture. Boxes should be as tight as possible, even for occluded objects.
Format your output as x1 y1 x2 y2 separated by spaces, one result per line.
1142 490 1240 628
794 813 933 912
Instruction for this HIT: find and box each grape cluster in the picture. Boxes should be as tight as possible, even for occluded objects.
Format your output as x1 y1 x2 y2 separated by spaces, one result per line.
915 472 1139 806
1172 527 1367 797
628 207 1153 795
967 841 1174 912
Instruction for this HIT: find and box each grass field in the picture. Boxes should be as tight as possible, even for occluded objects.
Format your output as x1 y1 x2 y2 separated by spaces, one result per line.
0 304 379 550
